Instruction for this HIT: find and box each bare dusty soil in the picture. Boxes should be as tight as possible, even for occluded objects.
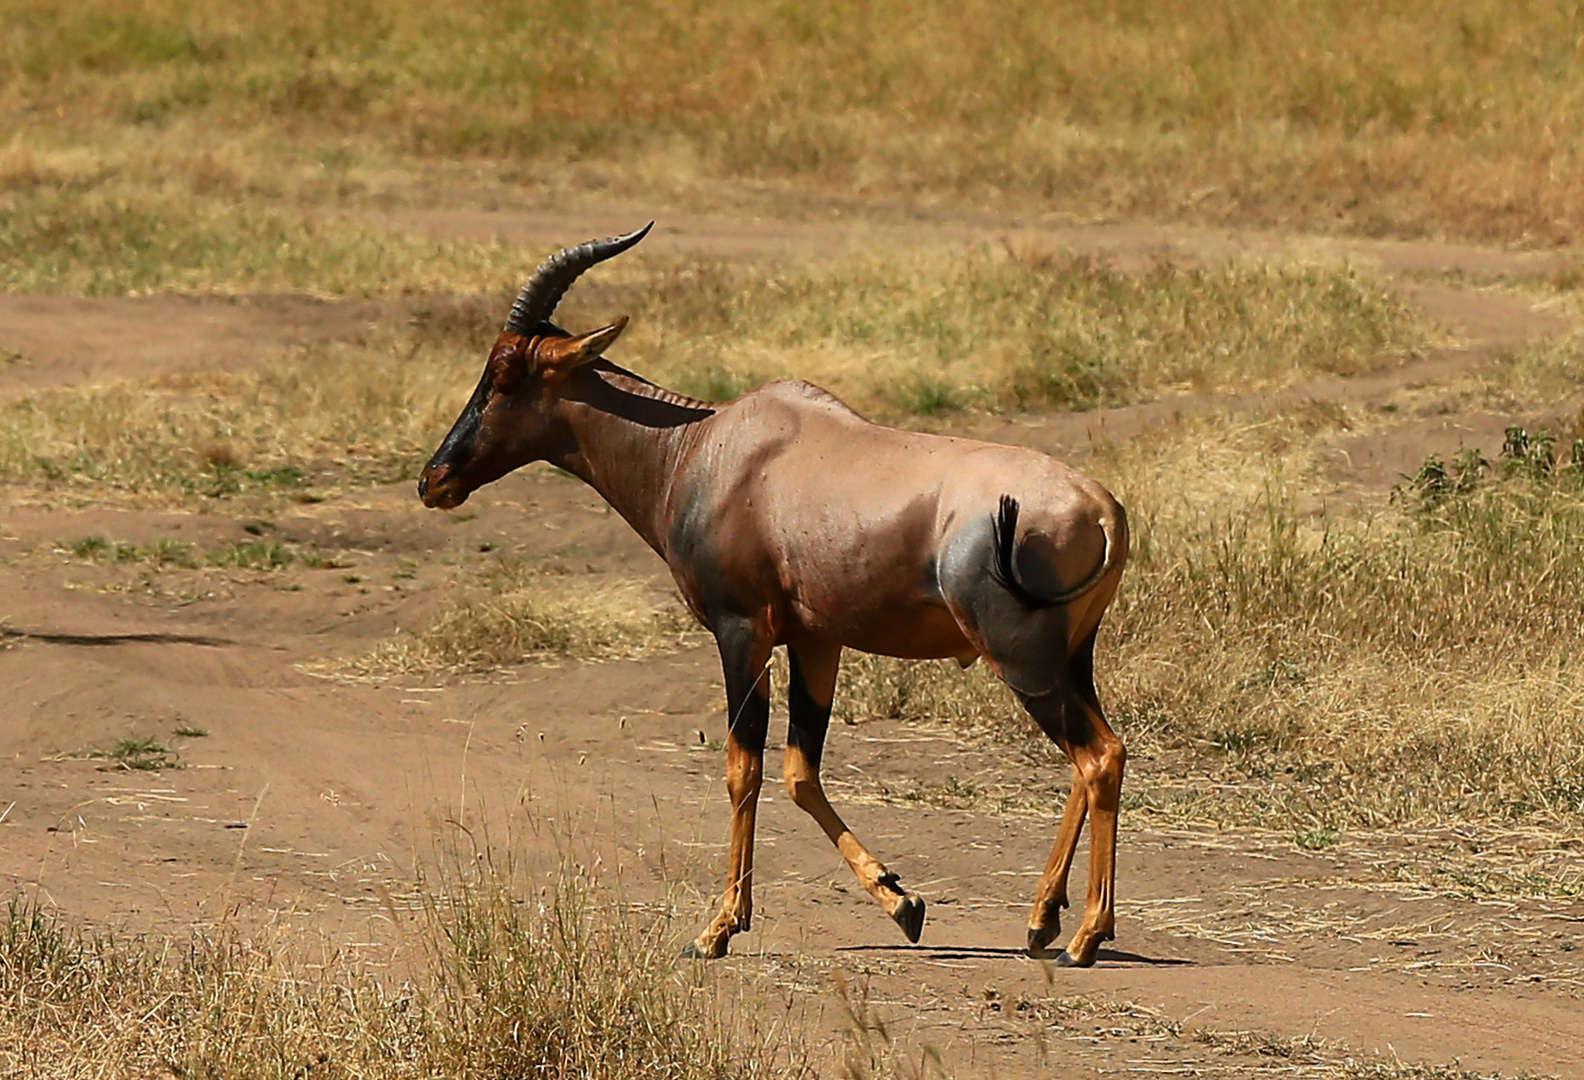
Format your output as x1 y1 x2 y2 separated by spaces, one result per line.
3 212 1582 1078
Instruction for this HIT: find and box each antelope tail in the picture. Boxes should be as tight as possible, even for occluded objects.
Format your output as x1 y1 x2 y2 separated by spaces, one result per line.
990 494 1119 609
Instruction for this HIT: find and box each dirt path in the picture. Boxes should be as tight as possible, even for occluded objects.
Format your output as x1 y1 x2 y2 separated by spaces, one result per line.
2 212 1581 1076
0 293 393 398
371 203 1577 277
3 466 1581 1077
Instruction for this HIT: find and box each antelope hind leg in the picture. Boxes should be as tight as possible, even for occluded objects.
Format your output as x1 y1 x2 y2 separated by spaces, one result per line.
1027 766 1088 957
1018 684 1125 968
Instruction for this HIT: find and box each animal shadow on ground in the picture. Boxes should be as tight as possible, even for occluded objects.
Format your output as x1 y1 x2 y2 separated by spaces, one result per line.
0 628 233 648
835 943 1193 966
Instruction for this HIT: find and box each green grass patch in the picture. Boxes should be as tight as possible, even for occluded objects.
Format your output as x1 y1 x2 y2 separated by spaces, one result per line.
60 535 341 571
86 736 178 771
1293 827 1341 850
63 535 195 566
204 540 295 570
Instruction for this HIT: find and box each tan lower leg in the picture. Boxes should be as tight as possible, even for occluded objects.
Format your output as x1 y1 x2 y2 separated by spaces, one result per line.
723 768 761 929
1063 739 1124 966
693 733 764 955
784 745 910 916
1028 766 1087 941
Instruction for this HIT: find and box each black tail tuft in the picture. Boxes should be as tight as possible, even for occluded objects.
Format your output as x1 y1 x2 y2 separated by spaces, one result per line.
989 493 1116 609
990 495 1046 608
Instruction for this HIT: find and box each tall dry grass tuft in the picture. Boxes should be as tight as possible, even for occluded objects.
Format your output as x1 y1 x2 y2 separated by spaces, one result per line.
333 566 699 678
415 857 765 1080
1 860 774 1079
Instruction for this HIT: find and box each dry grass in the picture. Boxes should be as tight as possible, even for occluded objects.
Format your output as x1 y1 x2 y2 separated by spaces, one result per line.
0 187 526 297
0 862 775 1080
0 250 1432 505
332 565 699 678
4 1 1584 242
1472 329 1584 407
1097 399 1584 829
624 250 1434 414
0 330 476 504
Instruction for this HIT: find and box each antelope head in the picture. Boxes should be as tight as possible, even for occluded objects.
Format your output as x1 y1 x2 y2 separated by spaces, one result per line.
417 223 651 510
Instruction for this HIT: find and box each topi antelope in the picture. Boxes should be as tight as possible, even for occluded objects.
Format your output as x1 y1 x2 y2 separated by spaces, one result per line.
418 225 1130 966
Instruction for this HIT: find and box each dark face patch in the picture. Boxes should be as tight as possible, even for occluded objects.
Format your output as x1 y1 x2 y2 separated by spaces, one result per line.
418 336 538 509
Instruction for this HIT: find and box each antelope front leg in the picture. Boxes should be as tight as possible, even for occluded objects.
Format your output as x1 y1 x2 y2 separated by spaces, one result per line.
684 617 772 960
784 643 926 943
1027 765 1087 957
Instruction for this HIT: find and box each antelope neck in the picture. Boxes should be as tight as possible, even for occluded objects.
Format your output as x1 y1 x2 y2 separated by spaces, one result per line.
546 362 716 558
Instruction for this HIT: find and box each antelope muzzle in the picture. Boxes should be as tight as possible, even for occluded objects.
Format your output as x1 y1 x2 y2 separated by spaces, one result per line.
416 462 466 510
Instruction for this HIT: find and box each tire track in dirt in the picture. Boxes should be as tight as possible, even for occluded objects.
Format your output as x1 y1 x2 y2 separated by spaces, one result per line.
0 293 391 398
367 204 1578 278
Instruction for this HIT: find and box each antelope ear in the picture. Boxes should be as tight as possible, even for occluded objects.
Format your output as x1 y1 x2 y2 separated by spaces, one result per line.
538 316 629 375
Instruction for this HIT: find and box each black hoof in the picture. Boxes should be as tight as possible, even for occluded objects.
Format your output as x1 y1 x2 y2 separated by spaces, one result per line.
891 894 926 943
1026 926 1061 959
681 940 723 961
1053 949 1094 968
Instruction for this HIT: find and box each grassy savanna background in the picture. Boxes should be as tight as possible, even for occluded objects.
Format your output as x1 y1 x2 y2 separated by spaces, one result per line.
3 1 1584 1077
3 0 1584 241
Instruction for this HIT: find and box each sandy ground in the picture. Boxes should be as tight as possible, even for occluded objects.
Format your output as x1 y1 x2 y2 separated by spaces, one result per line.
2 211 1582 1077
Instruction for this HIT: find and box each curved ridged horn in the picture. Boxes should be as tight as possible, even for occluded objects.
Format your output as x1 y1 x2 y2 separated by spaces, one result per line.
502 222 653 336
